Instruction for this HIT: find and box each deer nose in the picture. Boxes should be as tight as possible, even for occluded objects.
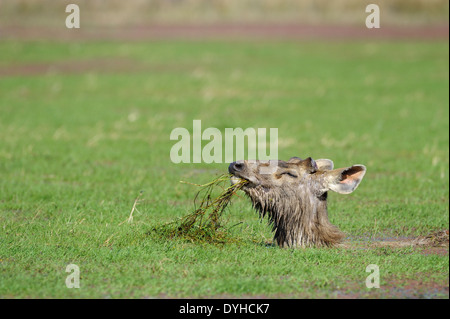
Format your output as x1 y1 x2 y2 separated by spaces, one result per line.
229 161 244 173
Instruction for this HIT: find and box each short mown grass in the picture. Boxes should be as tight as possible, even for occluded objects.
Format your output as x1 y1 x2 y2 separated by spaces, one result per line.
0 39 448 298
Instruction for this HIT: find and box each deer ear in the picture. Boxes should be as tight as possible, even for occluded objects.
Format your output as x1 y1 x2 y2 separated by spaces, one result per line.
288 157 319 173
288 157 302 164
325 165 366 194
316 159 334 171
300 157 318 173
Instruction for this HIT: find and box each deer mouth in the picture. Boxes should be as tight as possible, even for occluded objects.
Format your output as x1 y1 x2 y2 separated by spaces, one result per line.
229 172 259 188
230 175 244 185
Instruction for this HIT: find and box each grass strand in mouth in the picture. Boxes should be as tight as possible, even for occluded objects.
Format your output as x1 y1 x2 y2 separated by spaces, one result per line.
152 173 248 243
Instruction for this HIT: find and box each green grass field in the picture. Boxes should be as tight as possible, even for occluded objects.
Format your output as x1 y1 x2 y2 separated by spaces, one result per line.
0 39 448 298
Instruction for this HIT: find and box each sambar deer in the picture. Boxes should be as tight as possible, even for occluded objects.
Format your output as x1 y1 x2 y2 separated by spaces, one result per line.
228 157 366 248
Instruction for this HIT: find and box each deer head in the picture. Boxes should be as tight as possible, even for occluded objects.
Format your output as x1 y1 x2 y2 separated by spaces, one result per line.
229 157 366 248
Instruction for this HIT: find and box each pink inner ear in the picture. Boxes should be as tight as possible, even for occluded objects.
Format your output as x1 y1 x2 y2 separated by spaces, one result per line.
339 167 365 184
339 178 353 185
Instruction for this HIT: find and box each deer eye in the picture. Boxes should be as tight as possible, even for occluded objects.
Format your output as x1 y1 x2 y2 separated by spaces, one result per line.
281 171 298 178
